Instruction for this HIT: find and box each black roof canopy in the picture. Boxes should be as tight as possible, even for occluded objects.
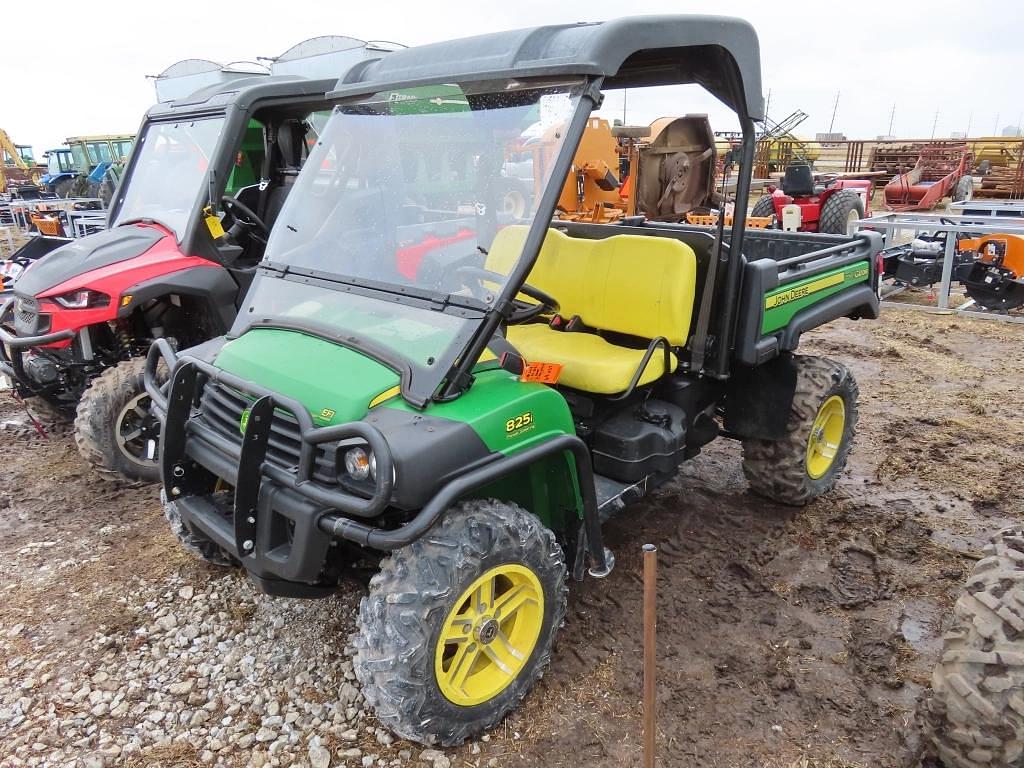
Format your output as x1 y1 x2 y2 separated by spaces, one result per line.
328 15 765 121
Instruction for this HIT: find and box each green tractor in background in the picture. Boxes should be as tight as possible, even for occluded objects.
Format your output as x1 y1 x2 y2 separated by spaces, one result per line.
39 134 135 201
148 16 882 746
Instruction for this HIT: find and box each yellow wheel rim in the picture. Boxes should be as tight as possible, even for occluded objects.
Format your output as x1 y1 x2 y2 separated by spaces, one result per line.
805 395 846 480
434 563 544 706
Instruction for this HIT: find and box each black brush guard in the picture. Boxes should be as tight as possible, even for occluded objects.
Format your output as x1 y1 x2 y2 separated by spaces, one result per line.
145 339 610 589
0 296 76 380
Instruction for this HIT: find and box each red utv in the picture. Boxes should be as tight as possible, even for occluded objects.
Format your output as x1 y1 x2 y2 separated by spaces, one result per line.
0 72 338 480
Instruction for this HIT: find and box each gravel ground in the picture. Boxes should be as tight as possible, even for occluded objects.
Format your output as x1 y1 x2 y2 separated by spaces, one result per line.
1 308 1022 767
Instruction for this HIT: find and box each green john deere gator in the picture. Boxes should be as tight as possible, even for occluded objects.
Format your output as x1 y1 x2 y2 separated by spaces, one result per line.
146 15 883 746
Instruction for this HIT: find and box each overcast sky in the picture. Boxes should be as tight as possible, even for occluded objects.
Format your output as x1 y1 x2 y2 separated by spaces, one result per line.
5 0 1020 157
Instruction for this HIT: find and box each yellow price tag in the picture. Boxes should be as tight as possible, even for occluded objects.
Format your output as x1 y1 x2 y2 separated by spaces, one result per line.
205 214 225 240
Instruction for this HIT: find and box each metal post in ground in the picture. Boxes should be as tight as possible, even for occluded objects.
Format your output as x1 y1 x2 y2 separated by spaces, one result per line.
643 544 658 768
938 221 957 310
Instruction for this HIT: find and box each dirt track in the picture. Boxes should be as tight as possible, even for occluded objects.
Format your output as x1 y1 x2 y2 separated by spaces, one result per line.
1 308 1021 767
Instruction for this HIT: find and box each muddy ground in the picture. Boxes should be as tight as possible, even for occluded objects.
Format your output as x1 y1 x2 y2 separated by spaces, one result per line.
1 308 1021 767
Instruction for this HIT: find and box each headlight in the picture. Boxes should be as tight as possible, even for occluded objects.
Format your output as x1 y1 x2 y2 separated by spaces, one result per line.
343 446 372 481
52 289 109 309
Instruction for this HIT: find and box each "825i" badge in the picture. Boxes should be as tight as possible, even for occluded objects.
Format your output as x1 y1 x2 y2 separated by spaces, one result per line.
505 411 534 435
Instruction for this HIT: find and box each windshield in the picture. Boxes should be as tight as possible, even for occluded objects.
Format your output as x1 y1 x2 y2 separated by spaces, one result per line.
112 117 224 239
86 142 113 164
69 144 88 170
247 80 585 401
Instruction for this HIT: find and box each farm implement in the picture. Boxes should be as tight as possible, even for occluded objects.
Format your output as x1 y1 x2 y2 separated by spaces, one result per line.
883 144 973 212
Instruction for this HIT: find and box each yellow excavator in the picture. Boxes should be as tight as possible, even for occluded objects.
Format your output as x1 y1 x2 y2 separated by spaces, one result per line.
0 128 43 193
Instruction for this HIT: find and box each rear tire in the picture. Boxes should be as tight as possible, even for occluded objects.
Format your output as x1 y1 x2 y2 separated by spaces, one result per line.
742 355 858 506
819 189 865 235
924 527 1024 768
74 357 162 483
496 178 531 220
52 178 75 199
953 175 974 203
354 500 567 746
95 177 116 208
751 194 776 221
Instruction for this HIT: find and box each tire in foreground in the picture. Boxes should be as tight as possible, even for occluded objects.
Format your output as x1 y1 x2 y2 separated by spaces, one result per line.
354 499 567 746
925 527 1024 768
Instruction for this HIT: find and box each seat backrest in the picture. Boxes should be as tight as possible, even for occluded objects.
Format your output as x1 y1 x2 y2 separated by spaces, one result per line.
487 226 697 345
781 163 815 197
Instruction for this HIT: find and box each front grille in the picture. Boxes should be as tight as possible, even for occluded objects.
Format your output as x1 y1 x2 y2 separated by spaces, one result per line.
199 382 337 485
13 296 50 336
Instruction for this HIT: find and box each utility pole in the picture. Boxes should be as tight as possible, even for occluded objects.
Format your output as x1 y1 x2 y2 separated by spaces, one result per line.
1017 113 1022 137
995 113 1000 135
622 89 627 125
966 111 973 138
764 88 772 130
931 110 939 139
888 103 896 137
828 91 840 134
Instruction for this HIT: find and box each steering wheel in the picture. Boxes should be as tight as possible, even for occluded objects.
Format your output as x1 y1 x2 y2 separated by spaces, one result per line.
454 265 559 323
220 195 270 239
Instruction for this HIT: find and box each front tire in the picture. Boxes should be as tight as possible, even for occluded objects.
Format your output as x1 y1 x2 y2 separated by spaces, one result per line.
74 357 162 482
354 500 568 746
819 189 865 235
742 355 859 506
163 490 236 567
924 528 1024 768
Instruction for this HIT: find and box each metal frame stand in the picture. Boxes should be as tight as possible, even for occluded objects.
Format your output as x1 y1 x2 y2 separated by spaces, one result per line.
856 211 1024 322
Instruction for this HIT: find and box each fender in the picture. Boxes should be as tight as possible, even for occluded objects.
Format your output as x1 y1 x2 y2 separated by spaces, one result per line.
119 266 239 333
20 224 219 348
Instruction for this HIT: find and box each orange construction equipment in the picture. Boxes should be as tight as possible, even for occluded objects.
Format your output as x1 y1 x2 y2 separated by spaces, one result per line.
29 211 66 237
959 233 1024 310
1 128 43 193
544 114 720 223
555 117 630 222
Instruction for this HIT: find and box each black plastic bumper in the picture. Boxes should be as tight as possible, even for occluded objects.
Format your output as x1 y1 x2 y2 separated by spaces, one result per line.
147 340 395 586
146 338 610 590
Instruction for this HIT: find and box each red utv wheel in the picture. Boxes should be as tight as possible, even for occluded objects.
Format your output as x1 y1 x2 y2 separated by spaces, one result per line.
74 358 163 482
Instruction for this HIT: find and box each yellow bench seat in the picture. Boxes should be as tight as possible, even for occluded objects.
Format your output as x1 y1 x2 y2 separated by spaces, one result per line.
487 226 697 395
506 324 676 394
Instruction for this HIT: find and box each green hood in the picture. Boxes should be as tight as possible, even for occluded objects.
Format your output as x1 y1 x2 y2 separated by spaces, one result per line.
213 328 400 425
